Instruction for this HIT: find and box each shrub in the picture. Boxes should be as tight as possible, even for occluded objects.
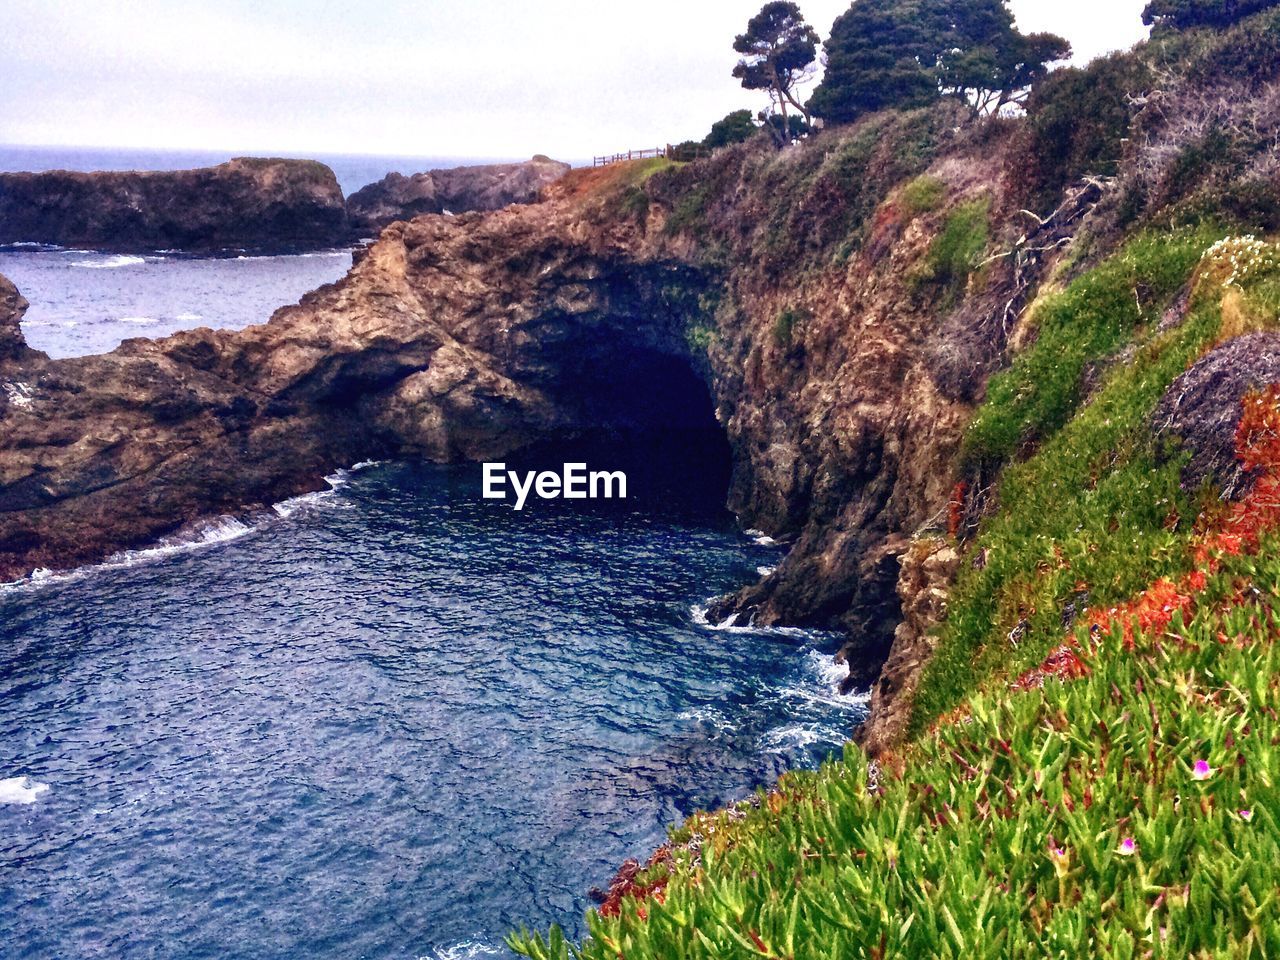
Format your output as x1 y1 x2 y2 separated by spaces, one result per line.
900 174 947 216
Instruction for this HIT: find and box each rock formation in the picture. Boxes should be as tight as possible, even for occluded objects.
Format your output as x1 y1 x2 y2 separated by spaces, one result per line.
346 156 571 233
0 121 1039 725
1153 331 1280 498
0 158 349 253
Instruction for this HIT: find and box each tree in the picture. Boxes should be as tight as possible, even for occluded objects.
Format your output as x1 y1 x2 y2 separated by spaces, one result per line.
733 2 820 144
808 0 940 125
705 109 760 148
1142 0 1280 31
809 0 1070 125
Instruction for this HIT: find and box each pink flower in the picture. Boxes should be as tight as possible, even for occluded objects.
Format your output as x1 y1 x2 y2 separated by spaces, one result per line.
1117 837 1137 856
1239 809 1254 822
1191 759 1214 781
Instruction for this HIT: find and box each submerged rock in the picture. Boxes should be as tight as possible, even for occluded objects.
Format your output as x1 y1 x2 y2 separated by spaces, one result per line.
1153 332 1280 498
0 158 349 253
346 156 570 232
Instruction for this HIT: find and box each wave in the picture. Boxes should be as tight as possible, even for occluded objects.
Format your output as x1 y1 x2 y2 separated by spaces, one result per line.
743 528 780 547
689 601 814 638
69 254 146 269
424 941 502 960
0 776 50 805
174 312 203 322
119 316 159 325
756 564 777 577
1 462 390 594
1 241 63 251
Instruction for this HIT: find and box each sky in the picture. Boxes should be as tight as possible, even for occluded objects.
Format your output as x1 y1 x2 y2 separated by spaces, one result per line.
0 0 1152 162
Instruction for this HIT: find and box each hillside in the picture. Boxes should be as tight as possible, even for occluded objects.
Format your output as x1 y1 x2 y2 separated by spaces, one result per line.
508 8 1280 957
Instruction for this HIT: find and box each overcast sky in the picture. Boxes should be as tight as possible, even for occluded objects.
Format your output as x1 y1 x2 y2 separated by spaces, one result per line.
0 0 1151 161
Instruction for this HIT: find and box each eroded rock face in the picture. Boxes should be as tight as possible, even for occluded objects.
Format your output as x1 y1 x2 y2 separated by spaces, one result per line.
0 158 349 253
1153 332 1280 498
0 129 1030 732
855 538 960 756
0 274 31 363
0 177 710 580
346 156 571 233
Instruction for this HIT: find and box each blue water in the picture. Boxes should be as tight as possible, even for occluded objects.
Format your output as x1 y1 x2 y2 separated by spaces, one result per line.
0 246 355 358
0 463 864 960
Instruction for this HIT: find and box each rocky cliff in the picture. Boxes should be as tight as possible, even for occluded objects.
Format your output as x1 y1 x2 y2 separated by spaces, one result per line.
346 156 571 233
0 121 1013 693
0 158 349 253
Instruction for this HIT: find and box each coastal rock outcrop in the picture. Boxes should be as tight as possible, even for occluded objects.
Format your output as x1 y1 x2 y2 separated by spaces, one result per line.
0 158 349 253
0 274 32 363
1153 331 1280 498
855 538 960 756
0 122 1039 721
346 156 571 233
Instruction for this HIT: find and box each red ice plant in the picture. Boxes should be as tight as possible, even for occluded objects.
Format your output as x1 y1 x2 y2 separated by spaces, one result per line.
1014 384 1280 687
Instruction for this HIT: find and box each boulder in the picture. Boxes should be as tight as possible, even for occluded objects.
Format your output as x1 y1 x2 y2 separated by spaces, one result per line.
0 158 349 253
1152 332 1280 498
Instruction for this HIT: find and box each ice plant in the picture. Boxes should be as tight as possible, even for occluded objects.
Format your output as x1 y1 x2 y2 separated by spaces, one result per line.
1240 809 1254 822
1116 837 1137 856
1192 760 1214 781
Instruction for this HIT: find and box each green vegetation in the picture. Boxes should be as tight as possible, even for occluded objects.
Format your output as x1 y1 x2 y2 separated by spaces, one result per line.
809 0 1069 125
511 230 1280 959
705 110 758 149
965 227 1217 463
773 306 808 347
512 533 1280 958
914 197 991 299
918 230 1280 732
732 2 819 145
899 174 947 216
1144 0 1280 31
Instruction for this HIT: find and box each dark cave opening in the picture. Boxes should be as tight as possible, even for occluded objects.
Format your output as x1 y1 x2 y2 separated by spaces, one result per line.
510 344 734 516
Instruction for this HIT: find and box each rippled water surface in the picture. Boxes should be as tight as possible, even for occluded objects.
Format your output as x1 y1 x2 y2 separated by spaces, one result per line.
0 247 354 358
0 464 864 960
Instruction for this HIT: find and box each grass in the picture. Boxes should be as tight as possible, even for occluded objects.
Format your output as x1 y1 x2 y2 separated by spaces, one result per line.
912 197 991 302
509 234 1280 959
900 175 947 216
964 226 1219 464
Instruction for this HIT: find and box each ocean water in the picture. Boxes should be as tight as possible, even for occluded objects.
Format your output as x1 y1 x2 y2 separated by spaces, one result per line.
0 144 521 358
0 247 355 358
0 462 865 960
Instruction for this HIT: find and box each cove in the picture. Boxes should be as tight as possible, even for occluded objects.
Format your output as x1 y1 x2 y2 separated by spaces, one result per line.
0 461 864 960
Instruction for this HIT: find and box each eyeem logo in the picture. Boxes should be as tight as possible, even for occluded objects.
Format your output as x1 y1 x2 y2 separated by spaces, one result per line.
482 463 628 510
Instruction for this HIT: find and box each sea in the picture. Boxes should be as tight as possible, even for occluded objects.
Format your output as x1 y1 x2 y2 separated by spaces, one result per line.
0 146 865 960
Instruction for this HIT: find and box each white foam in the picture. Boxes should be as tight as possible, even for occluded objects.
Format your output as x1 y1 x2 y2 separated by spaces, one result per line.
743 528 779 547
0 776 50 805
3 381 36 408
756 564 777 577
0 515 259 594
69 254 146 269
119 316 159 325
678 706 739 735
4 241 62 251
174 312 203 322
424 941 502 960
689 601 812 637
1 459 380 593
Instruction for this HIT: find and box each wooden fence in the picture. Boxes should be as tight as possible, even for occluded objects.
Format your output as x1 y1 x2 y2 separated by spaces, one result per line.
592 143 713 167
